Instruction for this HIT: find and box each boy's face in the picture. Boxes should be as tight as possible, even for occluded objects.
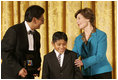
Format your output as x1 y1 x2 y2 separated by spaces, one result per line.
52 39 67 54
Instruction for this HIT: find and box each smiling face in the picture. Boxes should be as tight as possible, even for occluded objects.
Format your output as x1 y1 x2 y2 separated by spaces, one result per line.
76 13 89 29
52 39 67 54
31 14 44 30
35 14 44 29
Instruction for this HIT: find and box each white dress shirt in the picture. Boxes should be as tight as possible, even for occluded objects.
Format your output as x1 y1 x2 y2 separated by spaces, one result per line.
25 21 34 51
54 49 64 67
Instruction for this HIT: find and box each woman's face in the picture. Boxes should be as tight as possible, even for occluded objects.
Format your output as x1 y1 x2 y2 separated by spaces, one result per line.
76 13 89 29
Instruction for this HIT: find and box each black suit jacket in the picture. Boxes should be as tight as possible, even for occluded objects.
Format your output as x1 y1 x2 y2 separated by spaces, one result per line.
1 22 41 79
42 49 83 79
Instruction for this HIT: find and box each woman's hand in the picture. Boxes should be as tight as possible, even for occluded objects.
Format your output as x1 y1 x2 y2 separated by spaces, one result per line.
74 59 83 67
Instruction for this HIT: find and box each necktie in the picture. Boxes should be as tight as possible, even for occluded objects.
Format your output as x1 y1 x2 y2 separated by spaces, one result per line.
58 53 61 66
28 30 34 34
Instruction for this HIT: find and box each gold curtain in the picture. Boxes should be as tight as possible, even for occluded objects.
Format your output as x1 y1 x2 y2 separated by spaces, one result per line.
1 1 117 79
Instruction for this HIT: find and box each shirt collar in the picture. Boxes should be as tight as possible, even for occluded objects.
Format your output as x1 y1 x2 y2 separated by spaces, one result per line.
25 21 34 32
54 49 64 57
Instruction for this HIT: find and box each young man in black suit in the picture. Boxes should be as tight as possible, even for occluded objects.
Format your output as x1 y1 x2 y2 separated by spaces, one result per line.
1 5 45 79
42 31 83 79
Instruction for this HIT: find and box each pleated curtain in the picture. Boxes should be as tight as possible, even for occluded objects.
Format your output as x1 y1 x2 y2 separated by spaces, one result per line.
1 1 117 79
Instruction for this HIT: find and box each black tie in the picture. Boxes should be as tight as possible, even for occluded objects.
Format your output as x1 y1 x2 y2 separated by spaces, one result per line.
28 30 34 34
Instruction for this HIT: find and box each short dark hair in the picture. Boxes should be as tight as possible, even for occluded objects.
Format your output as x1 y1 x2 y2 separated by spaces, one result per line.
75 8 95 27
52 31 68 43
25 5 45 22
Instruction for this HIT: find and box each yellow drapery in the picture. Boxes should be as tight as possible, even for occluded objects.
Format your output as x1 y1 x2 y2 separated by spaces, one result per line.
1 1 117 79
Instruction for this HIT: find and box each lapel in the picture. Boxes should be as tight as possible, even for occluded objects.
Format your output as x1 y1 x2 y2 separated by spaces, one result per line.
18 22 29 50
52 50 61 69
61 49 70 70
82 32 97 56
88 32 96 42
33 30 37 51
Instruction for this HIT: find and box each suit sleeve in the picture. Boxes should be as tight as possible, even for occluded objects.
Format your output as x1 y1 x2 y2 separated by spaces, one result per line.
42 55 50 79
82 33 107 69
1 27 22 75
72 53 83 79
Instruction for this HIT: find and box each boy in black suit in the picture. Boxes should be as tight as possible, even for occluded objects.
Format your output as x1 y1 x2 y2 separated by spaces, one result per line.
42 31 83 79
